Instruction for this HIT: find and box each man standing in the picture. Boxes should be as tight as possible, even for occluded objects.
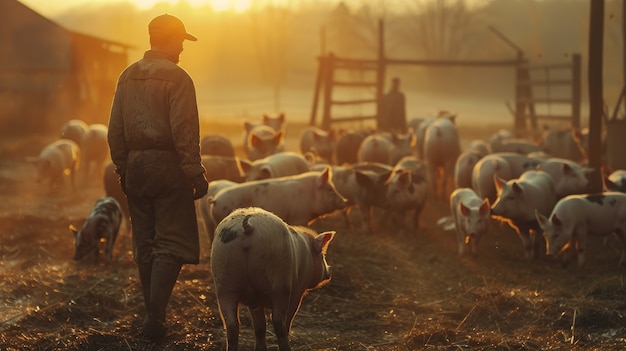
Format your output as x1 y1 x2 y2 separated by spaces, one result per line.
381 77 407 133
107 14 208 340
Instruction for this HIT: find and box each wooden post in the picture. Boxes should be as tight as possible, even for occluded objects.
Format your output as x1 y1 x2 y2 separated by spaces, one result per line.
571 53 582 129
376 19 386 130
587 0 604 192
321 53 335 130
310 55 325 126
514 54 528 136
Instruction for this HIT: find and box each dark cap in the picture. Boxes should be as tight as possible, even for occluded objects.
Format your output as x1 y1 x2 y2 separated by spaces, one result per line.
149 14 197 41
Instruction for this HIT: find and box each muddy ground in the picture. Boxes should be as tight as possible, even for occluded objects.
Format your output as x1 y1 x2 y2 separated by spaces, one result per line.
0 120 625 350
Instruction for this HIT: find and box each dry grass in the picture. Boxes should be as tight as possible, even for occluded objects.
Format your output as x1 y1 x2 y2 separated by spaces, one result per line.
1 119 625 350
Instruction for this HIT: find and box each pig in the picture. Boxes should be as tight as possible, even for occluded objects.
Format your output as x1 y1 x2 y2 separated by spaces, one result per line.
494 139 543 155
201 155 245 183
351 168 392 233
535 192 626 267
209 167 347 227
27 139 80 192
491 170 557 260
211 206 335 351
299 127 335 163
536 158 591 198
450 188 491 255
261 112 286 132
81 124 109 180
605 170 626 193
243 123 285 161
69 197 123 262
201 134 235 157
454 151 483 189
471 153 544 203
488 129 513 153
387 132 416 166
357 134 394 165
466 139 490 157
103 162 130 229
385 156 428 234
414 117 434 160
542 127 587 163
423 115 461 200
334 129 372 165
198 179 239 241
60 119 88 146
239 151 310 181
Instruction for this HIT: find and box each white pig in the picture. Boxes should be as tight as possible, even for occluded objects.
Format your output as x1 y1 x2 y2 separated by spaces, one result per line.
239 151 310 181
243 123 285 161
60 119 88 146
535 192 626 266
471 154 513 203
357 134 394 165
537 158 591 198
27 139 80 192
491 170 557 260
211 207 334 351
209 167 347 227
299 127 335 163
198 179 239 242
423 115 461 200
450 188 490 255
385 156 428 234
454 151 483 189
605 170 626 193
81 124 110 179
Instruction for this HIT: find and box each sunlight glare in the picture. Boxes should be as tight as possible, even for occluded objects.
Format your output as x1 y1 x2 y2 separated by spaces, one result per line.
131 0 252 12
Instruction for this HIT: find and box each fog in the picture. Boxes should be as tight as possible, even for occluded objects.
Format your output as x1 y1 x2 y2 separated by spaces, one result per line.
25 0 626 125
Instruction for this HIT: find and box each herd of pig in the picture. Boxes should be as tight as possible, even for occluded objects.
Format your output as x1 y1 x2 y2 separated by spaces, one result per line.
22 112 626 349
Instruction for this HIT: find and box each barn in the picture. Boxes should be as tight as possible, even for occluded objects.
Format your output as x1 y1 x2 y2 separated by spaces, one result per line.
0 0 132 134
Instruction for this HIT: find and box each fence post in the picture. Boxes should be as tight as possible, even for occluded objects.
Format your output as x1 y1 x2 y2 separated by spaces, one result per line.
310 55 325 126
376 19 386 130
321 53 335 130
514 54 528 136
571 53 582 129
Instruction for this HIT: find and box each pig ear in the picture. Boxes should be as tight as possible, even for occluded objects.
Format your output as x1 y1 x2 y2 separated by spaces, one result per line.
315 231 336 254
355 171 373 188
379 171 392 185
399 171 412 186
493 175 506 193
249 133 262 148
459 203 471 217
244 121 254 133
512 182 523 194
238 159 252 175
69 224 78 238
562 163 572 175
273 129 285 146
317 167 331 187
258 167 272 180
262 114 270 124
551 214 563 227
535 209 548 228
479 198 490 216
278 112 285 123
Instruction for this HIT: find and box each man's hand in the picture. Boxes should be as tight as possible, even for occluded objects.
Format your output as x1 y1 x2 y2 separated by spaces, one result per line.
192 173 208 200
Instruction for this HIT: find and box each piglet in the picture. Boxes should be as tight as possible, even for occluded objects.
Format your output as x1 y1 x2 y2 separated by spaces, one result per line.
211 207 335 351
450 188 490 255
536 192 626 267
70 197 123 262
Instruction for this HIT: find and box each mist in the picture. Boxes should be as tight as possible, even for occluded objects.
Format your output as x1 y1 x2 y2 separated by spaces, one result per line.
17 0 626 127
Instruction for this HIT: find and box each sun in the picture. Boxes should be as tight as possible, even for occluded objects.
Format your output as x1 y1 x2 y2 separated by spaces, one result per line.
131 0 252 12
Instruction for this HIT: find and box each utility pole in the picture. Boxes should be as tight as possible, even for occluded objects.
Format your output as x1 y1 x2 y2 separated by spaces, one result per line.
587 0 604 192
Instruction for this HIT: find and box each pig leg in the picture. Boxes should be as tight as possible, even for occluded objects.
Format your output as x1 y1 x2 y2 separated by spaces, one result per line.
217 294 241 351
248 306 267 351
614 229 626 266
574 226 587 267
270 297 292 351
456 229 466 255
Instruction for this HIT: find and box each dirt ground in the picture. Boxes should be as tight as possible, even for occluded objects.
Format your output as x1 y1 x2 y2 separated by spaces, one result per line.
1 120 625 351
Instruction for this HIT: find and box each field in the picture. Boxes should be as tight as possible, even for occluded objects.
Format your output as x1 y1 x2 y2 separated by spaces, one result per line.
0 119 625 351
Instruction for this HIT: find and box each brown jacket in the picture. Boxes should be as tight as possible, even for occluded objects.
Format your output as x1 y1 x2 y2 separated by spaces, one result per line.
108 50 204 179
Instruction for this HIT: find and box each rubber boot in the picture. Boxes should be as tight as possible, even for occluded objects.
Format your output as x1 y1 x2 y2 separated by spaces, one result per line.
138 262 152 310
142 255 182 341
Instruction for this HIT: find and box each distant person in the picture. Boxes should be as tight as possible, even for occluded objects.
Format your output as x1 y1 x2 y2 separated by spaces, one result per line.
107 14 208 340
380 77 407 133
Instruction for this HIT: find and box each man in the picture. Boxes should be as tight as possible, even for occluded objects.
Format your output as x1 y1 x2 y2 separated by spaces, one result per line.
381 77 407 133
107 14 208 340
